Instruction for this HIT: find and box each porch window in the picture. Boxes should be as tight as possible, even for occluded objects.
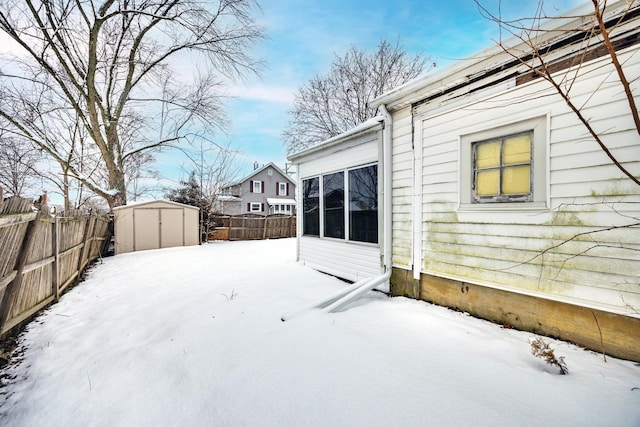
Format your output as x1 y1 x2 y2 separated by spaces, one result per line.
323 172 345 238
349 165 378 243
301 163 378 244
473 132 532 203
302 177 320 236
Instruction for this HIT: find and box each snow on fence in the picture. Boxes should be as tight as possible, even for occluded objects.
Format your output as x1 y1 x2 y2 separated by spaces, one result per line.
0 194 111 337
211 214 296 241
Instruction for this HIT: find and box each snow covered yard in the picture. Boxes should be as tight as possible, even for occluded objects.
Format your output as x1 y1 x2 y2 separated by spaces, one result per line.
0 238 638 427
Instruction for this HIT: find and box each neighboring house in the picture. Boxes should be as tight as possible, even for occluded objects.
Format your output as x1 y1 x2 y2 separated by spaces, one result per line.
217 162 296 216
289 1 640 362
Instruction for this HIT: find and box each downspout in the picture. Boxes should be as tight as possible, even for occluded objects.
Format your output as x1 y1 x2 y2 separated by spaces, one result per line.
379 104 393 275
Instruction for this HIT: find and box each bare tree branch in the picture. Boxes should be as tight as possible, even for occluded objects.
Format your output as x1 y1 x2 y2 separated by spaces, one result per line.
0 0 263 208
283 39 434 154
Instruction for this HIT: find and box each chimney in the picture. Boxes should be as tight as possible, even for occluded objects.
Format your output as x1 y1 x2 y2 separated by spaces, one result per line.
253 161 258 170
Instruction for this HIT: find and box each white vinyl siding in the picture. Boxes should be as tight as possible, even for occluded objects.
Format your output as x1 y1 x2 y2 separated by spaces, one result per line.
390 108 414 268
407 45 640 313
299 237 381 282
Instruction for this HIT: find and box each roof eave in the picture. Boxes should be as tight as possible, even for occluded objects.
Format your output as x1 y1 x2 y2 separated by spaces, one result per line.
288 116 384 162
369 0 604 110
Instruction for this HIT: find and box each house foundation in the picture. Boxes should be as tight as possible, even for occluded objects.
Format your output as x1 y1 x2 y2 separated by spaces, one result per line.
391 267 640 362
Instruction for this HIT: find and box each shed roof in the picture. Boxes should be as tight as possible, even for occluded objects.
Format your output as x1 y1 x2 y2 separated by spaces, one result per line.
112 199 199 211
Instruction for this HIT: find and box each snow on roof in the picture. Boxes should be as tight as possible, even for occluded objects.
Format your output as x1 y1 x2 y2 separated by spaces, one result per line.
266 198 296 205
112 199 199 211
288 116 384 161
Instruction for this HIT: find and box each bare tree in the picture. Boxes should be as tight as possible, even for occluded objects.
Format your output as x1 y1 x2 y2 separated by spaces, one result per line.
168 138 240 240
0 0 263 209
0 129 41 197
0 129 40 197
283 39 434 154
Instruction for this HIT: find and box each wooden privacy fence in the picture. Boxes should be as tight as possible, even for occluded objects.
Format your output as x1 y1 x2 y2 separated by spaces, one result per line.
211 214 296 241
0 195 110 337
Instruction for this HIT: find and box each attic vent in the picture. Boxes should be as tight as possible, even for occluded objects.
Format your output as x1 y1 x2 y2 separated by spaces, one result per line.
268 169 273 176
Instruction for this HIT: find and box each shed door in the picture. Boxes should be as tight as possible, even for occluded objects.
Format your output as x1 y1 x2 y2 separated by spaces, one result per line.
134 208 160 251
160 208 184 248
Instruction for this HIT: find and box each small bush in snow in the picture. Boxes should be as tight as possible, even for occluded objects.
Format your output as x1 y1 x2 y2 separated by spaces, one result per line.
530 337 568 375
222 290 238 301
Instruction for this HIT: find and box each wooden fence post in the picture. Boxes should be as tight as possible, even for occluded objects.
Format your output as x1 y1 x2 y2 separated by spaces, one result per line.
52 215 60 301
0 212 40 333
242 216 246 240
77 215 95 272
263 216 268 239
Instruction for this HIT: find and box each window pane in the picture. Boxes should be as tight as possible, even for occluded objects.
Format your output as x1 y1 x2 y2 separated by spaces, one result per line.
502 165 531 194
323 172 344 238
302 177 319 236
349 165 378 243
475 140 500 168
476 169 500 196
503 134 531 165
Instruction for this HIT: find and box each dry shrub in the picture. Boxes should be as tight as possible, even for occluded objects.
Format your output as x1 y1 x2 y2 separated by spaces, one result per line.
530 337 569 375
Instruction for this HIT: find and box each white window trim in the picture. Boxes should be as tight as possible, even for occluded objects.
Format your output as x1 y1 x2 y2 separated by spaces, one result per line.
250 202 261 212
253 181 262 193
459 115 549 211
278 182 287 196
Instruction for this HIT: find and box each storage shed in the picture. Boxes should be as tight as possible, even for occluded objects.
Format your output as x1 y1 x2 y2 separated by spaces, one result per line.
113 200 199 255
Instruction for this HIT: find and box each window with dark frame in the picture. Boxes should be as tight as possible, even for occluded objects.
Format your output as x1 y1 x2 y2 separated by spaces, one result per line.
302 177 319 236
472 132 533 203
323 172 345 239
349 165 378 243
301 164 378 243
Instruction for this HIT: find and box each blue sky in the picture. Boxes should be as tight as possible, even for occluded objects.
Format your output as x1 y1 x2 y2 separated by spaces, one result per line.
165 0 583 186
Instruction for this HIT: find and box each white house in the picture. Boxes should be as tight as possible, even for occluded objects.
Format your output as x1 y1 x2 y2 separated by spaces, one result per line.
290 1 640 361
